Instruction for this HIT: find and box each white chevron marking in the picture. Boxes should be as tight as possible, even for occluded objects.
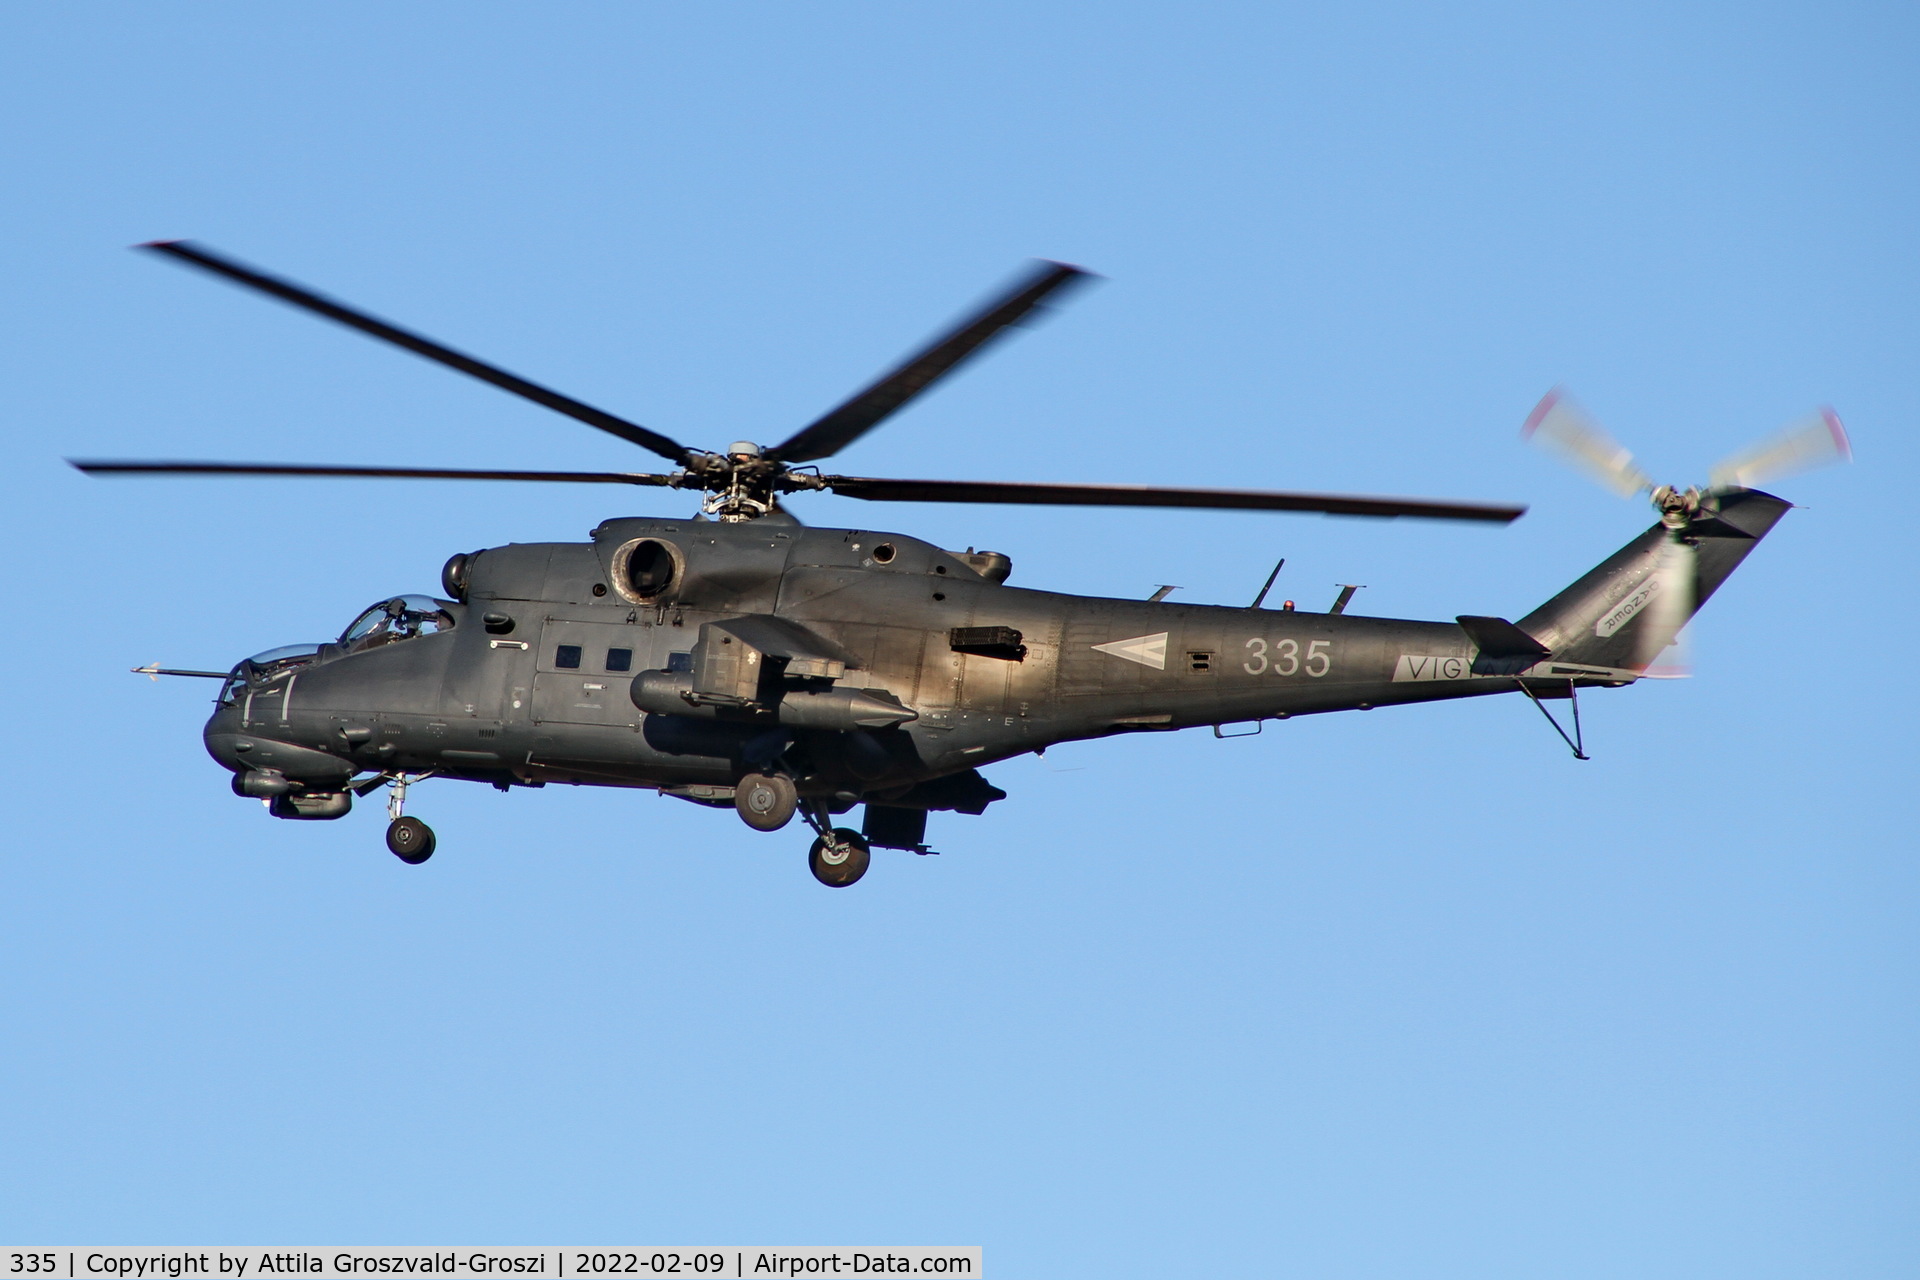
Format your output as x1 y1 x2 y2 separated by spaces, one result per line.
1091 632 1168 670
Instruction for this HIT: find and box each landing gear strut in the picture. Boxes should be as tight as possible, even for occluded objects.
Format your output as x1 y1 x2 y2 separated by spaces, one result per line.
384 775 436 864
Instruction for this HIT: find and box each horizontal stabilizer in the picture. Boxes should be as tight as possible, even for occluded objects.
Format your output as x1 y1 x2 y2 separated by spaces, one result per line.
1456 615 1552 659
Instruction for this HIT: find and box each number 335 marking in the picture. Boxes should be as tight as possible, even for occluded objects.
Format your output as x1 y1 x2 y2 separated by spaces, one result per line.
1243 637 1331 677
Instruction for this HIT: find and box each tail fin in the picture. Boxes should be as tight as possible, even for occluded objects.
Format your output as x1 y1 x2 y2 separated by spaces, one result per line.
1515 488 1791 674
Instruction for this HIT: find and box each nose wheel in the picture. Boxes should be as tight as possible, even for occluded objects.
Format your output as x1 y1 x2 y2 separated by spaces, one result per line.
386 816 436 864
382 774 436 864
807 827 870 887
798 797 870 887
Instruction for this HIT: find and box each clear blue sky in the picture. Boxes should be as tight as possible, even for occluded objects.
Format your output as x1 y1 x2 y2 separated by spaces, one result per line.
2 4 1914 1275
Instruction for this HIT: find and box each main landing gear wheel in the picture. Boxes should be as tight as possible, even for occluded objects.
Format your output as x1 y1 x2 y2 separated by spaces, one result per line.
808 827 870 888
386 816 436 864
735 772 799 832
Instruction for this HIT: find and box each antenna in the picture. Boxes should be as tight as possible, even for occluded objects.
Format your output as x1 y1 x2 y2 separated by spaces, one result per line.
1249 558 1286 608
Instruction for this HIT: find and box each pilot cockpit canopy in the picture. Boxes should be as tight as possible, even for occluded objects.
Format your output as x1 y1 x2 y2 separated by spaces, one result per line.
339 595 455 653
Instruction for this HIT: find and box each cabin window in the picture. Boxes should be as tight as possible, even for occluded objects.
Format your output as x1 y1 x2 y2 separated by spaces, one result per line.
666 651 693 673
555 645 583 670
606 647 633 672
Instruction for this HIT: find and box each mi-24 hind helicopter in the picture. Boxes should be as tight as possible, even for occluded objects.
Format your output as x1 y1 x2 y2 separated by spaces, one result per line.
77 242 1851 885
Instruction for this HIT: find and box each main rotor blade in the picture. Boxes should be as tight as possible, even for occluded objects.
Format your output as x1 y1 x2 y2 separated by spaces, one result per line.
1708 407 1851 490
1522 387 1652 499
141 241 696 465
767 260 1093 464
820 476 1526 522
70 460 679 485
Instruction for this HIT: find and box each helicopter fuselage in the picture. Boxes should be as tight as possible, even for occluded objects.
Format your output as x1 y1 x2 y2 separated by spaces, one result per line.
203 516 1498 806
205 492 1795 842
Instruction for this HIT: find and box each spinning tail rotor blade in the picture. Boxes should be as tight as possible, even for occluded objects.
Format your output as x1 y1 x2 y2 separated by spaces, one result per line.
1637 533 1697 678
1522 387 1653 498
768 261 1093 464
1708 407 1851 490
140 241 697 465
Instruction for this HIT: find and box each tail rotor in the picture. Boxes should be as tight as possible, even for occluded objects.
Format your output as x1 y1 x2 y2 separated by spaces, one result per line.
1522 387 1851 676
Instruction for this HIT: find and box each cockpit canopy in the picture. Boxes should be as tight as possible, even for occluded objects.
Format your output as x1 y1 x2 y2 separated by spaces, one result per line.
216 597 454 706
222 643 325 705
246 643 324 668
339 595 455 653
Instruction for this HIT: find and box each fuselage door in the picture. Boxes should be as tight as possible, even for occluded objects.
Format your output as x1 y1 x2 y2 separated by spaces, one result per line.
438 620 529 731
531 620 646 728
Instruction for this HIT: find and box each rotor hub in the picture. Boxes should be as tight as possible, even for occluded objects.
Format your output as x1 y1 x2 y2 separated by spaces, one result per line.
1653 484 1707 530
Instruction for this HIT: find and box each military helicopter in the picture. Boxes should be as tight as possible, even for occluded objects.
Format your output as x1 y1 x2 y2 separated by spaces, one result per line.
76 242 1850 885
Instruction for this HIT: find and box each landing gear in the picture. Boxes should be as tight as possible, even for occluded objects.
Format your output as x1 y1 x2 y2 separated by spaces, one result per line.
383 773 435 864
386 816 436 864
735 772 798 831
808 827 870 887
798 797 870 887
